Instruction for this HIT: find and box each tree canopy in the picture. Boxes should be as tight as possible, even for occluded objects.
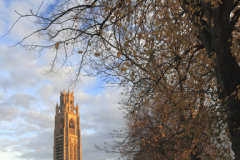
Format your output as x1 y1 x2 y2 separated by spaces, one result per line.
9 0 240 159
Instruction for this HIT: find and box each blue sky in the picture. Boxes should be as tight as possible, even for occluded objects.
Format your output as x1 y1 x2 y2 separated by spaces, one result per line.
0 0 124 159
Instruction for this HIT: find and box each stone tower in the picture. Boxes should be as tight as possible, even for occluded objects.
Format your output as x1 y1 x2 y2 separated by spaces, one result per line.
53 90 82 160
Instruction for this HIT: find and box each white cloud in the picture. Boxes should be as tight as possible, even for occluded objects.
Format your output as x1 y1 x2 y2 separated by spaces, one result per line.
10 93 36 109
21 111 54 129
0 103 19 121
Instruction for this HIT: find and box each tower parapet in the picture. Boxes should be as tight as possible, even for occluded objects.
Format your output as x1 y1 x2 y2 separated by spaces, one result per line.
57 89 77 114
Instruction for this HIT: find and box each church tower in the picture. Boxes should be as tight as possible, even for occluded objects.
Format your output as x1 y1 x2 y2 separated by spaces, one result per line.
53 90 82 160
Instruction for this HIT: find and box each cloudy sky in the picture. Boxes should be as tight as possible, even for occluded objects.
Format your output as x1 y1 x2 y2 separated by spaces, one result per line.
0 0 125 159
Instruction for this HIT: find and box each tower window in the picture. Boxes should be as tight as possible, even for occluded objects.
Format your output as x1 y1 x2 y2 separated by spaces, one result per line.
69 119 75 135
69 119 74 129
60 119 64 135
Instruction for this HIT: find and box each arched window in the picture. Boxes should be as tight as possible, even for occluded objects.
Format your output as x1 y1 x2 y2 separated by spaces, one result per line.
60 119 64 135
69 119 75 135
69 119 74 129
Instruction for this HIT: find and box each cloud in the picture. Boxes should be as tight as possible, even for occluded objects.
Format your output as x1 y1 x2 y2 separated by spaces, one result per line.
10 93 36 109
0 103 19 121
0 45 43 91
0 130 53 160
21 111 54 129
16 130 53 160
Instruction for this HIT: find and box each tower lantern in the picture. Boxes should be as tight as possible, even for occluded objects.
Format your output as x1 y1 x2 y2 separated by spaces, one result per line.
53 90 82 160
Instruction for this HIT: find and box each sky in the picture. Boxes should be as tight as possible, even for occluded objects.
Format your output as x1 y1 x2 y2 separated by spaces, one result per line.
0 0 125 159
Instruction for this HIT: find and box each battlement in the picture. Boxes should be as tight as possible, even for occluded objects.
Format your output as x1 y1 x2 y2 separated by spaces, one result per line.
60 89 74 96
56 89 78 115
